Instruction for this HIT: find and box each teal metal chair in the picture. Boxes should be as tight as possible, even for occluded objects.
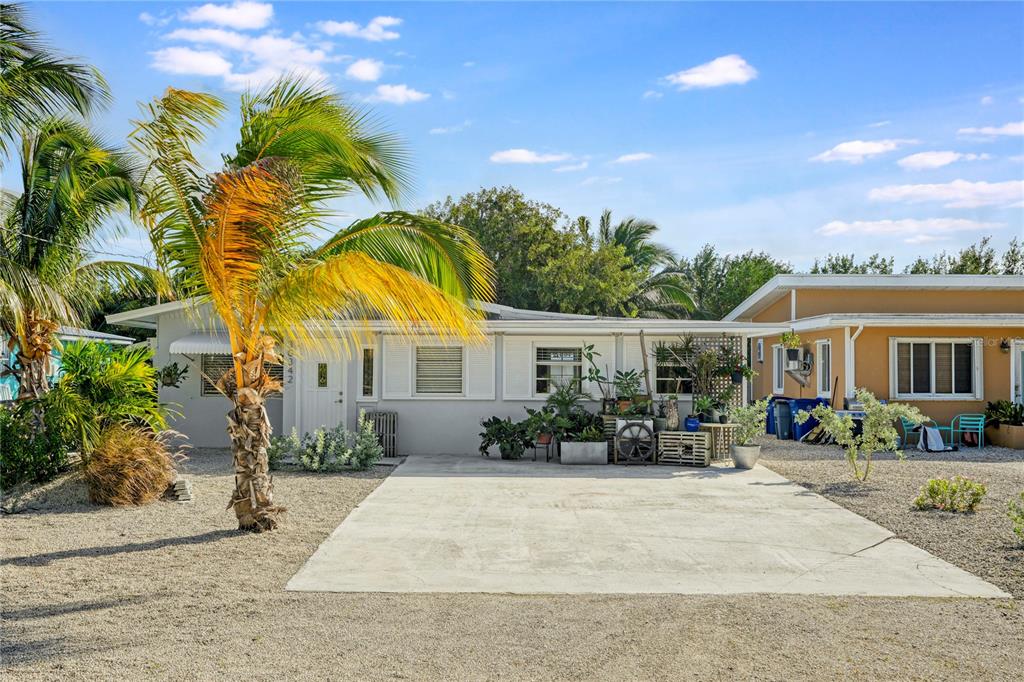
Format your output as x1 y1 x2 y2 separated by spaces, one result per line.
951 413 986 448
898 416 952 448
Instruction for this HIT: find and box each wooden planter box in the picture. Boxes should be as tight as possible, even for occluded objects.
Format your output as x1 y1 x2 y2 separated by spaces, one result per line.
986 424 1024 450
656 431 711 467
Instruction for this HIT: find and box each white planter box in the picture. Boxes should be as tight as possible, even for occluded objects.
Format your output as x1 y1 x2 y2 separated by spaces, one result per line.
560 442 608 465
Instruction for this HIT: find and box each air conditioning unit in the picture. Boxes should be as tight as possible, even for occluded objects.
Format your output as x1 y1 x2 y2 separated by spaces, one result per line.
784 347 812 372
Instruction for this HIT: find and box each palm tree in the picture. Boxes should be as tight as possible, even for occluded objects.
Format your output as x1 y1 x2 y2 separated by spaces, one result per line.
0 3 110 158
583 209 694 317
131 79 494 532
0 118 149 402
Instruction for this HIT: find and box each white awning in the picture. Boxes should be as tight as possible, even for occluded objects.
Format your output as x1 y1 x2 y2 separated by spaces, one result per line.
168 332 232 355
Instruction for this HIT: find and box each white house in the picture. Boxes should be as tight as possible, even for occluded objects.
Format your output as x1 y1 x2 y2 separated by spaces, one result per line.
107 301 785 453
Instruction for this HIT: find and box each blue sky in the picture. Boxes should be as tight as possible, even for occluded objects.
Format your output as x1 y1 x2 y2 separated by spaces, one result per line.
14 1 1024 270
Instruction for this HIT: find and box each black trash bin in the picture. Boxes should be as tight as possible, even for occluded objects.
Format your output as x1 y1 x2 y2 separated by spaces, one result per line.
774 399 793 440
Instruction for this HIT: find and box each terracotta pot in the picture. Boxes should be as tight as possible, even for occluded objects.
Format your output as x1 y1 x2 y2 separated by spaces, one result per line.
537 433 553 445
617 399 633 412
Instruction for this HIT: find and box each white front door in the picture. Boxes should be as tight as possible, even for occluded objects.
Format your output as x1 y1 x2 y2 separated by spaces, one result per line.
299 359 345 436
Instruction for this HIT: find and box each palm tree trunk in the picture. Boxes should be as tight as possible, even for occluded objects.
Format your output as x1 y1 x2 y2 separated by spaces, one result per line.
225 385 284 531
15 316 59 402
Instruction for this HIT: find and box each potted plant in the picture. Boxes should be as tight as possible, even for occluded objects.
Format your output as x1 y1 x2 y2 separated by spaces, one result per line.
524 406 562 445
780 331 801 349
479 416 533 460
664 394 680 431
693 395 714 423
653 399 668 432
985 400 1024 449
560 424 608 465
730 398 770 469
158 362 189 388
582 342 616 414
612 368 644 412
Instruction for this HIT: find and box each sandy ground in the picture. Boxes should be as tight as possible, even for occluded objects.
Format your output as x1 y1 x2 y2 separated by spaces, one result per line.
2 448 1023 681
761 439 1024 598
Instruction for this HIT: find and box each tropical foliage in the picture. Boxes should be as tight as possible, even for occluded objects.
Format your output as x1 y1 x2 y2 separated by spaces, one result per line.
131 78 493 531
0 3 109 157
0 118 151 400
732 398 770 446
0 398 72 487
83 425 179 506
913 476 987 513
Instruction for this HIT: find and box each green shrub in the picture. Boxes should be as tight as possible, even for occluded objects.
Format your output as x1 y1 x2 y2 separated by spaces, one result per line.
732 398 770 446
268 412 381 472
1008 492 1024 544
913 476 987 513
0 399 73 489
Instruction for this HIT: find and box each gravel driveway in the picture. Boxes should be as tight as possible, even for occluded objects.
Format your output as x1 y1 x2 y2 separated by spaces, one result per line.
2 448 1022 680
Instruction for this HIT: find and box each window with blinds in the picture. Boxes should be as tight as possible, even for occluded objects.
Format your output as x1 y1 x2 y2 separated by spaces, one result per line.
200 354 284 397
415 346 463 394
894 339 976 397
535 347 582 395
361 347 375 397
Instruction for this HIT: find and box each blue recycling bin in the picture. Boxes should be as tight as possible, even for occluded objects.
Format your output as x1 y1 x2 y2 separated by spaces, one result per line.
766 397 777 435
789 398 830 441
774 400 793 440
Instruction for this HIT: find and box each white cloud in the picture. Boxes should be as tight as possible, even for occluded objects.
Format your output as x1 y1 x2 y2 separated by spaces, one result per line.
489 149 571 164
139 12 172 27
316 16 401 41
611 152 653 164
345 58 383 81
957 121 1024 137
151 47 233 76
463 61 475 67
429 120 472 135
159 27 335 90
868 179 1024 208
868 120 891 128
364 84 429 104
664 54 757 90
182 1 273 30
817 218 1001 244
580 176 623 186
811 139 918 164
980 95 994 106
897 151 991 170
642 90 663 100
553 161 588 172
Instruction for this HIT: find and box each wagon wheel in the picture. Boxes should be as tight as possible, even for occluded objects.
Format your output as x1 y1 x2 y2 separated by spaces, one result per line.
616 422 654 464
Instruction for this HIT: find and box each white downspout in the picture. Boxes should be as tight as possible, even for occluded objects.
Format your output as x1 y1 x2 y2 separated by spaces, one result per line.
846 325 864 400
790 289 797 321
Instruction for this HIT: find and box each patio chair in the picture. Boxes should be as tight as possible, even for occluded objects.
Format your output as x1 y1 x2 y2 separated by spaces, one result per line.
951 413 985 448
898 417 950 448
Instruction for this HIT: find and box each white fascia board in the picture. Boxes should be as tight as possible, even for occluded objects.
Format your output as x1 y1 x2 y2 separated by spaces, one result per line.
105 299 190 327
791 314 1024 331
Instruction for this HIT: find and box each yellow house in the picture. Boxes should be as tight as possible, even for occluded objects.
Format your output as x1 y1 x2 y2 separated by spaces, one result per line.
725 275 1024 423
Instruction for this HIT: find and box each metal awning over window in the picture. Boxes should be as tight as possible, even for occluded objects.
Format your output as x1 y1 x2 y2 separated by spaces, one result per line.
168 332 232 355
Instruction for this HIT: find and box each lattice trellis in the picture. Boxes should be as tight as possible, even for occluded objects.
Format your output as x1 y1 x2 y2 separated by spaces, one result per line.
653 334 744 410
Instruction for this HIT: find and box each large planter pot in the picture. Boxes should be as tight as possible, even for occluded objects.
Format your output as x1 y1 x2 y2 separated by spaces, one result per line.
653 417 668 432
560 441 608 465
731 444 761 469
986 424 1024 449
536 433 553 445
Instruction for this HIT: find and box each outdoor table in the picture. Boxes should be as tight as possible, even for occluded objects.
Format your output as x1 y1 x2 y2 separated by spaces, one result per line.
698 423 739 460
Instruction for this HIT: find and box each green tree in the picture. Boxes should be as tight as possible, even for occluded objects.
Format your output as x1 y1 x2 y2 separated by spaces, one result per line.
133 80 493 531
535 238 639 316
1 118 151 401
901 236 1021 274
0 3 109 157
811 253 894 274
679 245 791 319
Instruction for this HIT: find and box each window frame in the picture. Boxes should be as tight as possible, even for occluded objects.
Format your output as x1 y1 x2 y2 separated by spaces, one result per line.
200 353 284 399
413 345 465 396
815 339 832 399
533 345 584 397
358 345 377 401
888 336 983 400
755 338 764 363
654 354 693 397
772 344 785 395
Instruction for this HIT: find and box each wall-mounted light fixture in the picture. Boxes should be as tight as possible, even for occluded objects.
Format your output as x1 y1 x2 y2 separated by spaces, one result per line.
1000 338 1011 353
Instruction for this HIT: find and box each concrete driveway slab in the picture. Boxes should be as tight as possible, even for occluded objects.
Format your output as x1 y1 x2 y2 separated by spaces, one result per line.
286 455 1010 597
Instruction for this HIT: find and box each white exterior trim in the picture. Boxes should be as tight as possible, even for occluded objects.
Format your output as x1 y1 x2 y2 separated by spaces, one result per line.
771 344 785 395
792 313 1024 331
1012 340 1024 404
887 336 984 401
815 339 832 398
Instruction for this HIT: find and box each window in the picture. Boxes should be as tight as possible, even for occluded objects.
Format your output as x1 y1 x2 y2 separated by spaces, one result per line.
772 345 785 395
535 347 582 395
415 346 463 394
891 338 981 399
815 340 831 397
756 338 764 363
200 354 284 397
316 362 328 388
361 347 375 398
655 356 692 395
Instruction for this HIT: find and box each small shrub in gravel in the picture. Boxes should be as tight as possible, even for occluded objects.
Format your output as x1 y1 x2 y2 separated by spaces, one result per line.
267 412 382 472
1009 492 1024 544
913 476 987 513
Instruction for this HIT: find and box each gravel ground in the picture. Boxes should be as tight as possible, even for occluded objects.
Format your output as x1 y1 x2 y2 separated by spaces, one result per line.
2 448 1022 681
761 439 1024 598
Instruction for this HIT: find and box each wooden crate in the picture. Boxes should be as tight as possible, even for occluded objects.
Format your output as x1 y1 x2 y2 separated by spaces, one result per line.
656 431 711 467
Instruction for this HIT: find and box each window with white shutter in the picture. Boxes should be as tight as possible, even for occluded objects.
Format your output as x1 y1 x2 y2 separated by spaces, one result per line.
415 346 464 395
890 337 981 399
